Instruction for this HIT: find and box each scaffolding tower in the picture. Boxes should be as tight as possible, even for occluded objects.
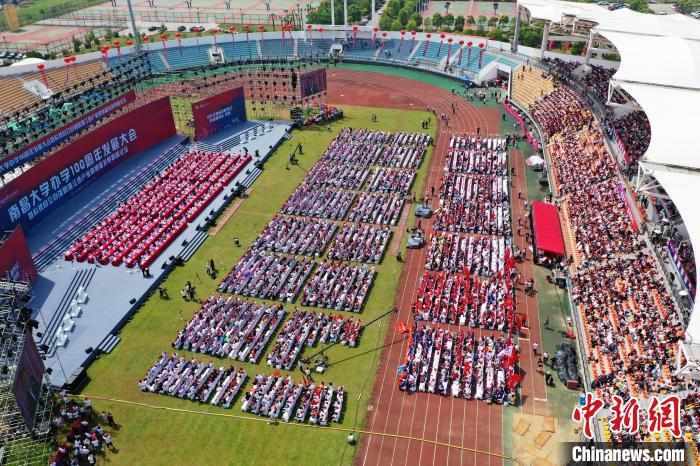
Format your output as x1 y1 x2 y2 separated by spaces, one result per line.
0 280 54 466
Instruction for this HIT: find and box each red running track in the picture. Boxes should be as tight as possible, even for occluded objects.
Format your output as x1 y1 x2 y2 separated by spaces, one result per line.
327 69 508 466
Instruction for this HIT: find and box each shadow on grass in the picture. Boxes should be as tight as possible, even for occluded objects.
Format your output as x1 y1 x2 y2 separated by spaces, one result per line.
329 336 406 368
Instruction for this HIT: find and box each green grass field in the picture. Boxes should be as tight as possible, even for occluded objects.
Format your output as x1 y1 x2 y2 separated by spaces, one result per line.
77 104 434 466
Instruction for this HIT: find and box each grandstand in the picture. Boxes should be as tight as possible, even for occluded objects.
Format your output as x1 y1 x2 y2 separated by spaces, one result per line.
0 2 697 464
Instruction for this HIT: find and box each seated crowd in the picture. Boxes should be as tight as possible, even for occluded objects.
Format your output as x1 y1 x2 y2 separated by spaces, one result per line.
267 310 361 369
374 131 431 169
434 173 510 236
301 261 376 312
367 168 416 195
606 110 651 166
251 214 337 257
139 352 248 408
348 192 405 225
172 295 285 363
327 223 391 263
530 86 593 137
242 374 344 426
570 254 684 401
321 128 391 166
218 250 315 302
399 324 520 404
65 151 250 268
446 136 508 175
425 233 510 277
303 161 370 190
543 57 615 103
281 185 356 220
412 271 513 329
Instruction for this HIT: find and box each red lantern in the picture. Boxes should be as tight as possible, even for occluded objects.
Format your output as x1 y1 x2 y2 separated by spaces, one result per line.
371 26 379 48
478 42 485 68
458 39 464 65
423 33 431 56
410 30 417 52
113 40 122 62
142 35 150 52
71 55 77 71
160 33 167 50
380 31 387 52
398 29 405 52
318 26 324 41
352 24 359 47
211 28 219 48
437 33 445 56
126 39 133 47
37 63 48 86
244 24 251 43
447 37 453 57
229 25 236 46
467 40 473 63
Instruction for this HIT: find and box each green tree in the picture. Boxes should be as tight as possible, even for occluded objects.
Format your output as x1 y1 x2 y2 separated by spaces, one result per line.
488 28 506 41
466 15 475 27
72 37 81 53
159 23 167 34
398 7 410 26
432 12 443 28
390 19 402 30
488 16 498 29
519 25 543 47
454 15 465 32
477 15 487 28
379 14 393 30
406 19 418 31
570 41 585 55
349 4 362 22
410 12 422 27
423 17 432 31
498 15 509 28
444 13 454 29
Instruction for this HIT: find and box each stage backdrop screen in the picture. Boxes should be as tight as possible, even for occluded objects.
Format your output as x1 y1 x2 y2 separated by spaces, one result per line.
13 337 45 431
0 96 176 232
299 69 328 98
1 91 136 176
192 87 247 141
0 226 37 282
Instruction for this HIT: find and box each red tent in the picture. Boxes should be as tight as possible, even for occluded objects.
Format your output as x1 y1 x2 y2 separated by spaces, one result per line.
531 201 565 256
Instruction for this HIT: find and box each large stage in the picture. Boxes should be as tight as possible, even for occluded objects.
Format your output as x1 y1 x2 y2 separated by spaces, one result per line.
27 121 291 386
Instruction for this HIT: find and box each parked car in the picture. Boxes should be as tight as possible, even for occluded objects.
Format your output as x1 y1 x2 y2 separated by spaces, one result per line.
657 10 667 14
147 25 158 32
177 25 186 32
597 1 609 5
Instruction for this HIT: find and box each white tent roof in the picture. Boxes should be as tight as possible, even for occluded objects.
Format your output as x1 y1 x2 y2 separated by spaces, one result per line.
518 0 700 334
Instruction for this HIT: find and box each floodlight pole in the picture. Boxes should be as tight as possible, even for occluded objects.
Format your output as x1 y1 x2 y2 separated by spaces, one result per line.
126 0 142 54
512 5 521 53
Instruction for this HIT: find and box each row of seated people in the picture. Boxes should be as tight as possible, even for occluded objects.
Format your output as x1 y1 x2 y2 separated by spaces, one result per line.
398 325 520 404
348 192 405 226
301 261 376 312
65 151 250 268
672 238 696 290
321 128 392 166
218 250 315 302
172 295 285 362
446 136 508 175
530 85 594 137
425 233 511 277
139 352 247 408
302 161 371 190
327 223 391 264
267 310 361 369
570 253 684 400
319 128 430 168
281 185 356 220
374 132 431 169
543 57 615 104
251 214 337 257
412 271 513 329
606 110 651 165
242 374 344 426
434 175 510 236
547 128 617 195
567 178 642 262
367 167 416 195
